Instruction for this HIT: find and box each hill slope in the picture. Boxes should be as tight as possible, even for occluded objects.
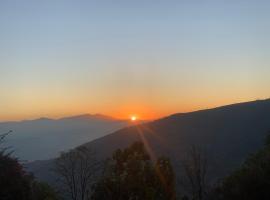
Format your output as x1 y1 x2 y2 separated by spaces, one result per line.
28 99 270 185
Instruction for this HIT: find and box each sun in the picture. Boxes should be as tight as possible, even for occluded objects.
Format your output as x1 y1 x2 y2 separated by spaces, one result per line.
131 116 137 121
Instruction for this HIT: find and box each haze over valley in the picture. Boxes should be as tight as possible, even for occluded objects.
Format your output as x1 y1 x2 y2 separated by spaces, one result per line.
1 1 270 199
0 114 131 160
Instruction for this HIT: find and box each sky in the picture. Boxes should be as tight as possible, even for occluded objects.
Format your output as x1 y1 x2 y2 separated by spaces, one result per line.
0 0 270 121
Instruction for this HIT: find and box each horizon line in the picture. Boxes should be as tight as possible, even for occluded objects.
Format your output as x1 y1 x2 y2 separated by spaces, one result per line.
0 98 269 123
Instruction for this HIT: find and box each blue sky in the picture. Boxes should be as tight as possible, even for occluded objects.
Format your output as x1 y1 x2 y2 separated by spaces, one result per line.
0 0 269 120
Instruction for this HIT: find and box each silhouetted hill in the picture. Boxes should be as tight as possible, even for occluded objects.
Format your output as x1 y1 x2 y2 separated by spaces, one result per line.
27 99 270 186
59 114 117 121
0 114 130 160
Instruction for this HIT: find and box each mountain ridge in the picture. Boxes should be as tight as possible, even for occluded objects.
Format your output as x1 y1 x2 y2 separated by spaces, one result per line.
0 113 120 124
27 99 270 187
0 114 131 160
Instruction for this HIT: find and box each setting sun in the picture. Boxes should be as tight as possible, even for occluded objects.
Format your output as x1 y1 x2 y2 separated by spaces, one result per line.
131 116 137 121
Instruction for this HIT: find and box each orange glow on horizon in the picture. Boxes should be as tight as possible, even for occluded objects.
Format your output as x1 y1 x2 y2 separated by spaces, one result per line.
130 115 137 121
0 97 268 122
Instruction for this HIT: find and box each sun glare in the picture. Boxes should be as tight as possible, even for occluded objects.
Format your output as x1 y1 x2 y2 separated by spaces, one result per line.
131 116 137 121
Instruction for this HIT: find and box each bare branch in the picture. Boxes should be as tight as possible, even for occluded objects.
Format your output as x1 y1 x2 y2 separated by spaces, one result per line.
54 146 99 200
182 145 208 200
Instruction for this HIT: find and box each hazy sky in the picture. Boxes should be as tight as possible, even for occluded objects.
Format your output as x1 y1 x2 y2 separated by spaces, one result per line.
0 0 269 120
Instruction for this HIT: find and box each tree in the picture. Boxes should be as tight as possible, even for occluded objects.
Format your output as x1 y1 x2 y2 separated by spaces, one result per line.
0 131 31 200
31 181 60 200
155 157 177 200
0 150 32 200
91 141 176 200
182 146 208 200
215 133 270 200
0 131 59 200
0 130 12 155
54 146 98 200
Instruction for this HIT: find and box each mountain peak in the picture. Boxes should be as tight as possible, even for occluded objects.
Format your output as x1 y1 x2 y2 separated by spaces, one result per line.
59 113 116 121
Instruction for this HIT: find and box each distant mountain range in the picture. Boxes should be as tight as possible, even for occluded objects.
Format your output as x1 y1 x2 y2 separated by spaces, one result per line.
27 99 270 187
0 114 132 160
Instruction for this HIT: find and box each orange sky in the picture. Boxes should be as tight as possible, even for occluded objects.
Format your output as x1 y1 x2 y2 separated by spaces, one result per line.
1 1 270 121
1 95 269 122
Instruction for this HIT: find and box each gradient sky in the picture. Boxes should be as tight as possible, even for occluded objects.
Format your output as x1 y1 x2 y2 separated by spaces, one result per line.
0 0 270 121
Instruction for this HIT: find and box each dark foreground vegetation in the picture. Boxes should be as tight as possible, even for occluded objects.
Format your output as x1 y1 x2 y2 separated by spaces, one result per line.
1 131 270 200
54 142 176 200
0 132 59 200
209 134 270 200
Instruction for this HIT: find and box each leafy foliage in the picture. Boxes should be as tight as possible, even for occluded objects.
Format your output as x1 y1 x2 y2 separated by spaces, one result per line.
0 151 32 200
31 181 60 200
213 133 270 200
91 141 176 200
0 132 59 200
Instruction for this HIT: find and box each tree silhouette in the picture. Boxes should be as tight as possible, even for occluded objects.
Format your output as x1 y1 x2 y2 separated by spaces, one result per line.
91 141 176 200
0 130 12 155
182 146 208 200
215 133 270 200
0 131 59 200
55 146 98 200
0 150 32 200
